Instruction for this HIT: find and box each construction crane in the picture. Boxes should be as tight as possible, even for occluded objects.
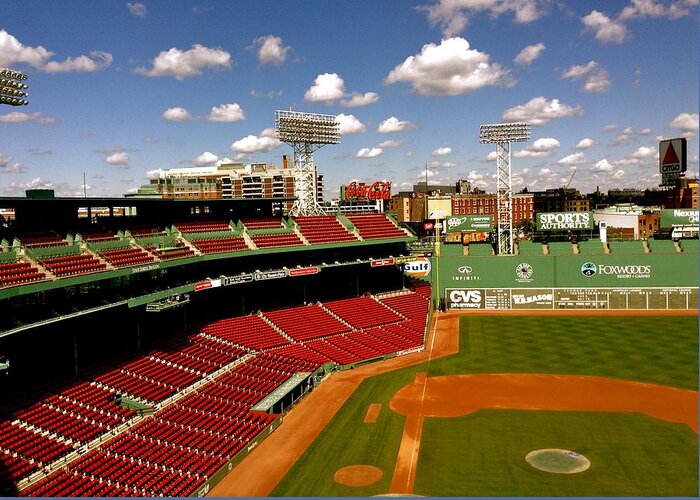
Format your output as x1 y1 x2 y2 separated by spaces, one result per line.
565 168 576 189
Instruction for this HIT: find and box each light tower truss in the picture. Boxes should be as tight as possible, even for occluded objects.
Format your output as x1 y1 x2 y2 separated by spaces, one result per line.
479 122 531 255
0 68 29 107
275 110 340 216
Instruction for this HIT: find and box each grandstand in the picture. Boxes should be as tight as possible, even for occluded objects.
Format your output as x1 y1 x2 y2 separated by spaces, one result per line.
0 196 426 497
2 289 429 497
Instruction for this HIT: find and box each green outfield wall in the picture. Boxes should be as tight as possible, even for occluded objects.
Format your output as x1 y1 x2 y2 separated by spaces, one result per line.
428 253 698 310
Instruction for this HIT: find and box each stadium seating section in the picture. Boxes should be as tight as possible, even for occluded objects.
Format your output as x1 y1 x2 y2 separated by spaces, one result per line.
678 238 698 253
0 214 411 289
5 285 430 497
346 213 406 240
294 216 359 244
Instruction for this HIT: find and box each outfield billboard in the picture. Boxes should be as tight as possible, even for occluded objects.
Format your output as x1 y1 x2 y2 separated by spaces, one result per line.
445 215 493 233
660 208 699 228
435 254 698 305
536 212 593 231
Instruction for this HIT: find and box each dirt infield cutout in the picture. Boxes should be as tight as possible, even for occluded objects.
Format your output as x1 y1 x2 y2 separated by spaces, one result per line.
525 449 591 474
333 465 383 487
364 403 382 423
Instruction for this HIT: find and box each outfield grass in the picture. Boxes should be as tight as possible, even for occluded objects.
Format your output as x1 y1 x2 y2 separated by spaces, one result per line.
271 314 698 496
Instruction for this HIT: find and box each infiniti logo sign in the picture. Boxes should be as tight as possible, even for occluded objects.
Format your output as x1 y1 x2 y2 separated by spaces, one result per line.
457 266 473 274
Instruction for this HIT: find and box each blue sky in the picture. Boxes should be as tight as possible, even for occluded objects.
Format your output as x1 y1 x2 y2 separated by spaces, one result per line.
0 0 698 198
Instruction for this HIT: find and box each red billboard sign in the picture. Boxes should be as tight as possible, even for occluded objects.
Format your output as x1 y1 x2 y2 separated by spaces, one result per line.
341 181 391 201
288 266 320 277
370 258 395 267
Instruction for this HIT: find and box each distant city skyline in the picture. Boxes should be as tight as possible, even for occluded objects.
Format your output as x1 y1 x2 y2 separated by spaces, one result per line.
0 0 698 199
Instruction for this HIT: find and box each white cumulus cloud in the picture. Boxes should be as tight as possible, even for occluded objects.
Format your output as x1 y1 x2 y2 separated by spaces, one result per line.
576 138 596 149
502 97 583 126
340 92 379 108
230 128 281 154
208 103 245 122
668 112 699 135
513 137 560 158
254 35 290 66
356 147 383 158
385 37 514 96
561 60 611 93
581 10 628 43
162 107 192 122
194 151 219 166
304 73 346 103
558 152 587 166
134 44 232 80
0 29 112 73
432 147 453 156
421 0 546 37
377 116 416 134
514 43 545 66
105 151 129 166
592 158 614 172
631 146 657 158
336 114 366 135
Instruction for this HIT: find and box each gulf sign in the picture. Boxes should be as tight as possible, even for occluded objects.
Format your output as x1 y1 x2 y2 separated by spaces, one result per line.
402 257 431 277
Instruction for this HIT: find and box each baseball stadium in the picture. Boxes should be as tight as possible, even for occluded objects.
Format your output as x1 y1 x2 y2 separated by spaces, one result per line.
0 185 697 497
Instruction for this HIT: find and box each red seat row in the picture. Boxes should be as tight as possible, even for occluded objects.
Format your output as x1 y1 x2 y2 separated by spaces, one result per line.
324 295 404 329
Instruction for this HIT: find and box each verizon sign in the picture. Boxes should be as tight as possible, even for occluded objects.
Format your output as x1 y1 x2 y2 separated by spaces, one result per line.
659 138 687 174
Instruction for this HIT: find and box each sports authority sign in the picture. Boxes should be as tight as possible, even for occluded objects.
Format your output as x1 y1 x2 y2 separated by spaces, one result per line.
536 212 593 231
659 138 687 174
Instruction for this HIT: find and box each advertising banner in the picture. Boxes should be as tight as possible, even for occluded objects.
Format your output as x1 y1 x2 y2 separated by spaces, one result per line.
536 212 593 231
660 209 699 228
446 215 493 233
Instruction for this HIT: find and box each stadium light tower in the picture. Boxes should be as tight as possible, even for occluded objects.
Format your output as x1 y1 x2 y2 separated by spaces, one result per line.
0 68 29 107
479 122 531 255
275 110 340 216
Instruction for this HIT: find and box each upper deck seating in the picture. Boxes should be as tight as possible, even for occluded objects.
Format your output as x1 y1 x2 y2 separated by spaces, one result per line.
40 253 106 277
250 232 304 249
99 247 156 268
191 236 248 254
346 213 407 240
242 218 284 230
294 216 358 244
175 221 231 234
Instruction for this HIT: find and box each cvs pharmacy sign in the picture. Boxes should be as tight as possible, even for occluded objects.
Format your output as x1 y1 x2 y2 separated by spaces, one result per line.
446 288 484 309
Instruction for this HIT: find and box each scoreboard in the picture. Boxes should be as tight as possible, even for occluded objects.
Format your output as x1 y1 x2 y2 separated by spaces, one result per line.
446 287 698 310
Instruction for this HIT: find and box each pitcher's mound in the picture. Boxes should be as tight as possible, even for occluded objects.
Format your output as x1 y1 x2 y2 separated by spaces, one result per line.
334 465 383 486
525 449 591 474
